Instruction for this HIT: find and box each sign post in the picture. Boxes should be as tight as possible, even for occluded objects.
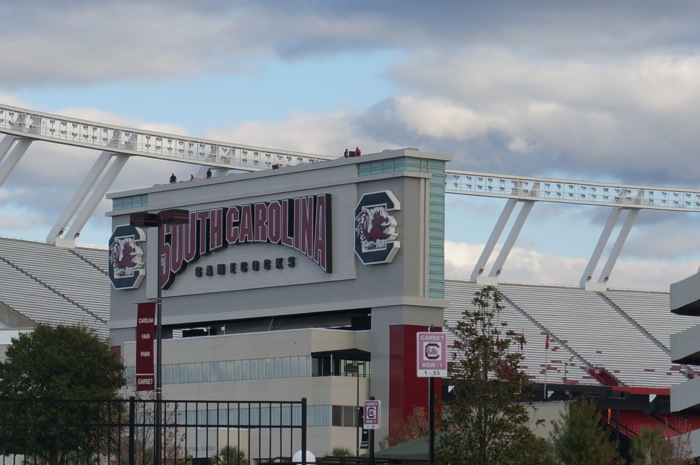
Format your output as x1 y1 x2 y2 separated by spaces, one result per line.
364 398 380 465
417 329 446 465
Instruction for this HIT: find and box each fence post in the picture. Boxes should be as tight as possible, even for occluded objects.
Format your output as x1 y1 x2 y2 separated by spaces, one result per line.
301 398 307 465
129 396 136 465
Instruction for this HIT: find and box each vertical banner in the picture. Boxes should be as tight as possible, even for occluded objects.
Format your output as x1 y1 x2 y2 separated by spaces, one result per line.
135 302 156 391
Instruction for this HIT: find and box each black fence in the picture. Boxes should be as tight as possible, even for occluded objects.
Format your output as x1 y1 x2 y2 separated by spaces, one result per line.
0 397 308 465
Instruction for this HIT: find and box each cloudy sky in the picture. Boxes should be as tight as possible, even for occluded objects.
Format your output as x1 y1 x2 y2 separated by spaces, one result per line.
1 1 700 290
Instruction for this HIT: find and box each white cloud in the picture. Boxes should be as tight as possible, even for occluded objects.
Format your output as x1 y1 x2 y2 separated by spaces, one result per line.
205 109 395 157
391 94 506 140
445 239 696 291
2 1 700 290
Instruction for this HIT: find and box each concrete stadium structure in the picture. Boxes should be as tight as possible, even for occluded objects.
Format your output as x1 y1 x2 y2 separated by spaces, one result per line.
668 273 700 453
2 103 700 458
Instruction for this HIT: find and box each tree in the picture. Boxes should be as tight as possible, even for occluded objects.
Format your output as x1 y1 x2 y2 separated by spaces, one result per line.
0 324 126 465
669 432 694 465
384 405 430 446
436 285 549 465
211 445 249 465
0 324 125 400
109 395 192 465
630 426 673 465
550 397 623 465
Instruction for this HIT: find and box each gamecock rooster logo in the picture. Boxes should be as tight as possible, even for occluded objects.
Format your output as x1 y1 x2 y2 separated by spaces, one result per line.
354 191 401 265
109 238 143 276
108 225 146 290
355 207 397 250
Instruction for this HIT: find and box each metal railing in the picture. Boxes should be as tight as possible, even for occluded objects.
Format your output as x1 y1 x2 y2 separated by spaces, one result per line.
0 397 308 465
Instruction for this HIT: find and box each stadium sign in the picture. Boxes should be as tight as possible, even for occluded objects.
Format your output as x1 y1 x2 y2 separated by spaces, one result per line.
159 193 332 289
108 224 147 290
354 191 401 265
416 331 447 378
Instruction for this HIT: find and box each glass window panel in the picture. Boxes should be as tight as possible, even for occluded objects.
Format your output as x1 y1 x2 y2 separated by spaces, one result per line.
241 360 249 380
343 406 355 427
234 360 241 381
265 358 273 379
290 357 299 378
281 357 290 378
227 361 235 381
261 407 270 426
258 359 266 379
299 356 307 377
179 364 187 384
187 364 194 383
250 407 259 426
210 362 219 382
307 357 312 377
201 362 208 383
251 359 259 380
306 406 315 427
194 363 202 383
292 405 301 426
323 405 331 426
332 406 342 426
218 361 226 381
281 406 291 426
314 406 324 427
273 358 281 378
229 408 239 425
163 365 172 385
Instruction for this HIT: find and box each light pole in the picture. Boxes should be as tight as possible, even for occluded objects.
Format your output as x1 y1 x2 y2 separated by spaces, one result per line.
130 209 189 465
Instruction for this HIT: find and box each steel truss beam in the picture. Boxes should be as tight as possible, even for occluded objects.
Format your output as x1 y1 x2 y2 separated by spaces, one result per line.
0 103 334 172
1 103 699 288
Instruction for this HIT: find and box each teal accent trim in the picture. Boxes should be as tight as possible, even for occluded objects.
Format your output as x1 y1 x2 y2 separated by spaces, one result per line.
426 160 446 299
112 194 148 211
358 156 446 298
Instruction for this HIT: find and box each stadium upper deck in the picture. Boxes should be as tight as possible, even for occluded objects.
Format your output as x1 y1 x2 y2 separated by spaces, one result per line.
0 234 694 391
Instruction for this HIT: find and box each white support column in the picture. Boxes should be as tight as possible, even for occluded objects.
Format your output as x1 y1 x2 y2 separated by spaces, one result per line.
579 208 622 288
597 208 639 284
58 154 128 248
0 135 16 164
488 200 534 278
471 199 517 281
0 138 31 187
47 151 113 244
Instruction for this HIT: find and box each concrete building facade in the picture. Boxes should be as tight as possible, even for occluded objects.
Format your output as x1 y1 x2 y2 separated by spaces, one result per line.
108 148 450 454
